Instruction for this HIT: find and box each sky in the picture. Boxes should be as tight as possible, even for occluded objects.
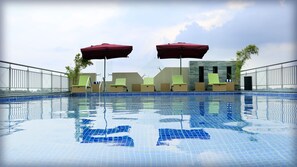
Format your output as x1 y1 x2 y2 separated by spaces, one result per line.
1 0 296 81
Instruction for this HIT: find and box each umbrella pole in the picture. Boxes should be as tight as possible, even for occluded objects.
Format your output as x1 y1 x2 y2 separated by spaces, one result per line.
103 96 107 138
180 55 182 75
180 110 183 130
103 57 106 92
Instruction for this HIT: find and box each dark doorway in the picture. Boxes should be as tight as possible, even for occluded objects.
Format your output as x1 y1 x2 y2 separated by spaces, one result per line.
227 66 232 80
244 76 252 90
213 66 218 73
199 66 204 82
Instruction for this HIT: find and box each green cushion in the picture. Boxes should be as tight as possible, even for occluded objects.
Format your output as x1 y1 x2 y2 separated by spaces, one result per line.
142 77 154 86
208 73 226 85
73 75 90 86
111 78 126 86
172 75 186 84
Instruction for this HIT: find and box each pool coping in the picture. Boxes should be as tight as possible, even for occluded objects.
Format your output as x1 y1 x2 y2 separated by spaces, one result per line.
0 91 296 102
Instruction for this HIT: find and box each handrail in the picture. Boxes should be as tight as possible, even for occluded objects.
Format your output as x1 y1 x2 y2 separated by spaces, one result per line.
0 60 69 94
0 60 67 74
241 60 297 72
240 59 297 91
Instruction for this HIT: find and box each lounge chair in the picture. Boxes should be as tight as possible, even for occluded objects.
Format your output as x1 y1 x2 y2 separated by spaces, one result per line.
71 75 91 93
141 77 155 92
171 75 188 91
208 73 226 91
109 78 127 92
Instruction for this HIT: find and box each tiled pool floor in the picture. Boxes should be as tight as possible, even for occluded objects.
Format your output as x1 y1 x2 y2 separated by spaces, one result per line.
0 94 296 166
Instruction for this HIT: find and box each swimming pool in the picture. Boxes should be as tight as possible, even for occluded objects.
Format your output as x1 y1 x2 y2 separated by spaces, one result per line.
0 92 296 167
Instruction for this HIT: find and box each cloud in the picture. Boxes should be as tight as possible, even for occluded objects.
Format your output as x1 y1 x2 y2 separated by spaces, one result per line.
145 1 248 43
153 23 189 44
193 9 233 31
184 0 253 31
4 3 121 32
1 1 295 78
226 0 254 10
2 3 121 70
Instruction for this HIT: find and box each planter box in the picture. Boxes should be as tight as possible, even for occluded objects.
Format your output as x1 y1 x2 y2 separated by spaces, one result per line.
92 84 102 92
195 82 205 91
226 82 235 91
132 84 141 92
161 83 171 92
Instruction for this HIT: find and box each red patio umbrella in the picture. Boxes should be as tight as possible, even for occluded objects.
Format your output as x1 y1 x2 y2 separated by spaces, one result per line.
81 43 133 92
156 42 209 74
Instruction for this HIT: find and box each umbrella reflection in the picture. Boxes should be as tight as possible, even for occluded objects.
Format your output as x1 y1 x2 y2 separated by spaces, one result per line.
78 96 134 147
81 135 134 146
81 125 131 136
157 100 210 146
156 128 210 146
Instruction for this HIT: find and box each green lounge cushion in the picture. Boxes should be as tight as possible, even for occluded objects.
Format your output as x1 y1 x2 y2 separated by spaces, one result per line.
111 78 127 87
72 75 90 87
208 73 226 85
142 77 154 86
172 75 186 85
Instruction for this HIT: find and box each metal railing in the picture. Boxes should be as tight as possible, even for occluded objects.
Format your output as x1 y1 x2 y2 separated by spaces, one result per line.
0 60 69 95
241 60 297 92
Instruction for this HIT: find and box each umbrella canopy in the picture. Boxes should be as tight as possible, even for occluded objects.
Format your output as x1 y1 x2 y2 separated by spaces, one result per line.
81 43 133 60
156 42 209 74
81 43 133 92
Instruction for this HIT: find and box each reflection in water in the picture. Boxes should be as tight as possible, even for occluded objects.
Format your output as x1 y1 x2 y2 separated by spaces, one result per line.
82 125 131 136
241 94 297 134
157 96 211 146
157 128 210 146
189 96 246 132
244 95 253 115
75 96 134 147
227 102 232 120
208 101 219 115
82 135 134 146
0 97 68 137
199 102 204 116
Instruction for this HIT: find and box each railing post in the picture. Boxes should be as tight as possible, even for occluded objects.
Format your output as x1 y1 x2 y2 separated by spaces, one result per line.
280 64 283 89
60 74 62 92
266 67 268 90
255 69 257 90
8 64 11 92
41 70 43 92
27 67 29 92
51 72 53 92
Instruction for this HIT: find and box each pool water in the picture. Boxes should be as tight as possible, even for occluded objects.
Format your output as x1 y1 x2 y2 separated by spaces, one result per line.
0 93 296 167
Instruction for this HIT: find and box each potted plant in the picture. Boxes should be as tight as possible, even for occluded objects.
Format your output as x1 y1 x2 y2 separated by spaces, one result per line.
65 53 93 86
234 45 259 89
